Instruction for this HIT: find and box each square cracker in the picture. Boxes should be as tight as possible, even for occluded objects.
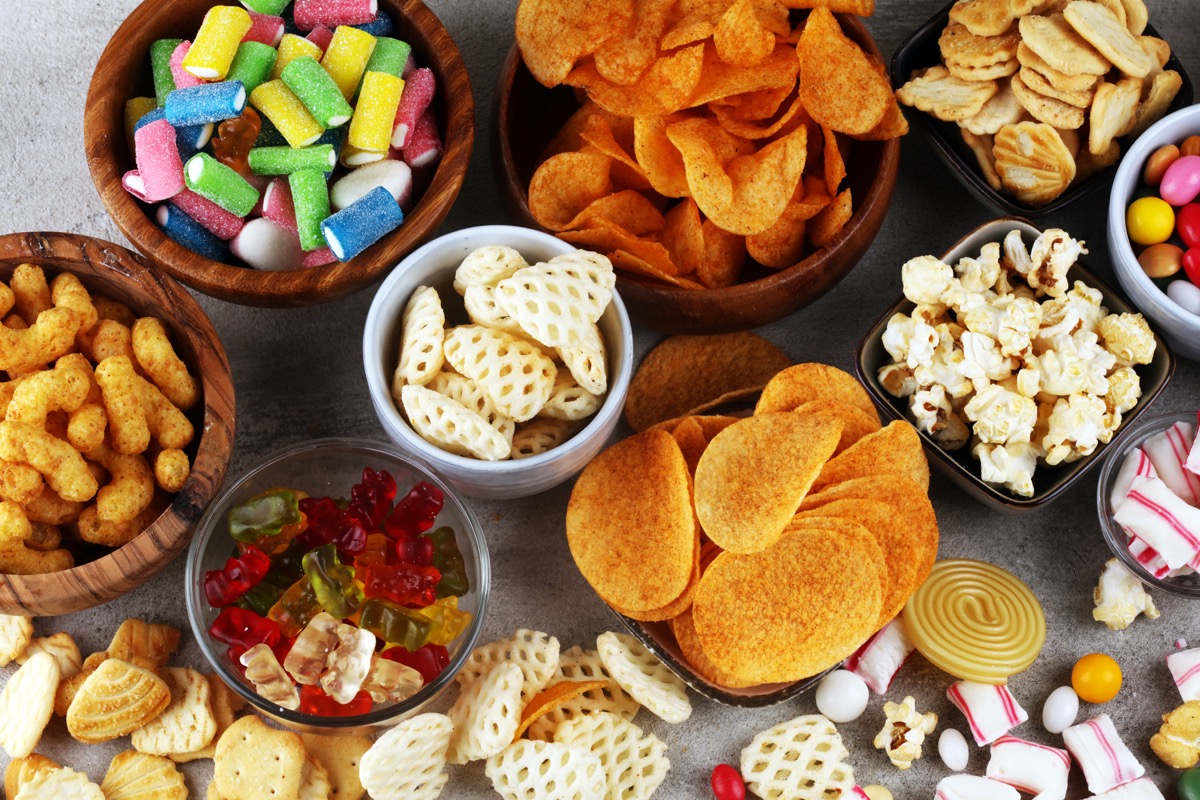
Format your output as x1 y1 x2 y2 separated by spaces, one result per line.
300 733 372 800
214 716 305 800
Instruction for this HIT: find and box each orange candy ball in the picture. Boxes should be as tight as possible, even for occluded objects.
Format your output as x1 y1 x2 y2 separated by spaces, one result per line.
1072 653 1123 704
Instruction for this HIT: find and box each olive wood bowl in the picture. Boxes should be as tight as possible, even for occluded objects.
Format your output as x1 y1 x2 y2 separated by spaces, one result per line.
84 0 474 308
492 13 900 334
0 232 235 615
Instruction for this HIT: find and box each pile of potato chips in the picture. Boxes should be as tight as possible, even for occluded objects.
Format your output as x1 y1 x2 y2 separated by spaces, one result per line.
515 0 907 290
567 350 940 688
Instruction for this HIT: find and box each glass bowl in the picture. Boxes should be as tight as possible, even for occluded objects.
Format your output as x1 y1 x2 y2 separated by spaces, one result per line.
1097 410 1200 598
185 437 489 733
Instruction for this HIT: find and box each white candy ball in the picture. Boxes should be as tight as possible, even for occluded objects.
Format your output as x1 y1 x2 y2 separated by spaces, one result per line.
1042 685 1079 734
938 728 969 772
815 669 868 723
1168 279 1200 316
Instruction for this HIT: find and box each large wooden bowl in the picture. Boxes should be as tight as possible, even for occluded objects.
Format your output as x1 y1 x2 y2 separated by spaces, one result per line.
0 232 235 615
492 14 900 334
84 0 474 308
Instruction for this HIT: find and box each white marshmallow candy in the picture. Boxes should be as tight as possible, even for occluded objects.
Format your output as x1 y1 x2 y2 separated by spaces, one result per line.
1143 421 1200 506
1168 647 1200 703
1168 280 1200 316
1110 446 1158 509
330 159 414 211
1085 777 1166 800
938 728 969 772
1063 714 1145 795
845 617 914 694
1041 686 1079 734
815 670 869 723
947 680 1029 746
935 775 1020 800
986 735 1070 800
1114 476 1200 571
230 217 305 271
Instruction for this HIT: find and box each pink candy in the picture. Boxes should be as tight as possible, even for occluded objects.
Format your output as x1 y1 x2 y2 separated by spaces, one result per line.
845 618 913 694
1063 715 1145 795
305 25 334 52
301 247 337 269
122 170 149 202
936 775 1020 800
1161 155 1200 207
133 118 185 202
1143 421 1200 505
402 107 442 169
1110 446 1158 509
985 735 1070 800
244 11 285 47
171 189 246 240
845 788 870 800
293 0 378 31
1168 647 1200 702
392 67 435 149
1114 476 1200 570
1127 536 1171 579
1086 777 1166 800
263 178 298 232
947 681 1029 746
169 42 204 91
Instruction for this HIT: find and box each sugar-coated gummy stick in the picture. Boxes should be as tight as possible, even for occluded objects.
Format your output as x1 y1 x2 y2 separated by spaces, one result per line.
184 152 261 217
348 71 403 153
124 97 157 156
157 203 230 262
353 12 393 37
176 121 215 160
288 169 332 251
171 189 246 240
150 38 184 107
320 25 377 101
166 82 247 127
134 118 186 202
391 66 434 148
306 25 334 51
244 11 286 47
281 56 353 128
122 170 149 202
401 107 442 169
133 107 166 135
226 41 278 95
248 144 337 175
231 217 305 270
339 143 385 168
320 185 403 261
249 80 325 148
294 0 379 32
363 37 410 79
302 246 337 268
272 33 324 80
169 42 204 91
330 158 411 210
238 0 289 15
184 5 252 80
262 177 298 231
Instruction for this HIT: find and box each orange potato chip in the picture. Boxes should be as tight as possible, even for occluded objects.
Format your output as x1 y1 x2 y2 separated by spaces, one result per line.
851 58 909 141
685 388 759 417
659 199 705 275
797 8 891 135
823 126 847 195
561 191 665 236
781 0 875 13
634 115 693 198
694 413 842 554
611 534 701 621
566 430 695 612
694 125 810 236
580 116 652 191
648 413 741 436
539 101 629 163
661 17 717 50
793 399 881 454
808 187 853 248
594 0 675 85
755 363 876 417
558 219 678 275
516 0 635 87
670 608 754 688
696 219 748 287
754 0 793 36
625 332 791 431
671 417 710 473
714 0 776 67
711 93 808 140
810 419 930 492
608 250 705 289
709 83 794 120
528 152 613 231
687 42 801 108
566 44 705 117
745 200 808 268
512 680 609 741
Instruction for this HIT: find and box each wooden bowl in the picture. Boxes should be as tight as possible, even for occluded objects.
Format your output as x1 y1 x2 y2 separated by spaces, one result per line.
84 0 474 308
0 232 235 615
492 14 900 334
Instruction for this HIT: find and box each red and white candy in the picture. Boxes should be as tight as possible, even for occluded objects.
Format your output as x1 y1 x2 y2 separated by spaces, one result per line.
1110 446 1158 509
133 118 185 202
946 680 1029 746
169 42 204 91
985 735 1070 800
845 618 913 694
1084 777 1166 799
1143 421 1200 506
935 775 1020 800
1168 647 1200 702
1063 714 1145 795
1188 410 1200 477
1127 535 1172 579
1114 476 1200 571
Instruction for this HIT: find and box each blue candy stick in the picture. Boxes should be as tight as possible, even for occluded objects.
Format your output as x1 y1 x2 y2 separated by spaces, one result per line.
157 203 230 262
166 81 247 127
320 186 404 261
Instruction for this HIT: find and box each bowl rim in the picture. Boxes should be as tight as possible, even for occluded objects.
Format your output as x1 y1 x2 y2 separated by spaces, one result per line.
184 435 490 728
1106 104 1200 330
362 224 635 474
1096 409 1200 598
82 0 476 308
0 231 235 615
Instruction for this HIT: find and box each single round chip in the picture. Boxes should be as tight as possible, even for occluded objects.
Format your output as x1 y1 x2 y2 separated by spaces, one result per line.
525 646 641 742
794 400 882 455
810 420 930 493
670 608 754 689
755 363 876 417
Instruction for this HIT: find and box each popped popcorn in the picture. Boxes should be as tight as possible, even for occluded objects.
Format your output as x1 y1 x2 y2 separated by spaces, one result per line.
874 696 938 770
1099 313 1156 366
1093 558 1159 631
902 255 954 305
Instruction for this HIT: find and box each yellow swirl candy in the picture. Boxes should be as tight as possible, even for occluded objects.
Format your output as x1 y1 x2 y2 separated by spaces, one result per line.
902 559 1045 684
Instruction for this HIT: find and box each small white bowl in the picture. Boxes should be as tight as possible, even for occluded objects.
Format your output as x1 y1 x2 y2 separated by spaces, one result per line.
363 225 634 499
1108 104 1200 362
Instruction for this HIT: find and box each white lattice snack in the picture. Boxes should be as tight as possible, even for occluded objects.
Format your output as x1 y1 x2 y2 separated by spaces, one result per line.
558 323 608 397
0 613 33 666
527 646 641 742
299 755 332 800
427 371 516 445
442 325 557 423
401 384 513 461
0 652 59 758
546 251 617 295
495 264 613 349
454 245 529 296
359 712 452 800
100 750 187 800
740 715 856 800
14 766 104 800
300 733 371 800
16 632 81 679
447 661 525 764
485 739 606 800
464 284 526 336
554 711 670 800
512 418 581 460
542 371 603 421
131 667 216 756
596 632 691 724
458 629 561 704
393 285 445 393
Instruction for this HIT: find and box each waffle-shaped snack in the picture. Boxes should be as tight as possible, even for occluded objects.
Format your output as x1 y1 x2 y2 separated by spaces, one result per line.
400 384 513 461
447 662 525 764
596 632 691 724
425 372 516 445
359 713 453 800
740 715 856 800
485 740 605 800
554 711 671 800
512 418 581 460
394 286 445 391
442 325 557 423
454 245 528 296
458 629 561 704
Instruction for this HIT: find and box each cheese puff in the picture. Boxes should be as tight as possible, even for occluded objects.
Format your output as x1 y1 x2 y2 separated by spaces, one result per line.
0 420 98 503
44 410 69 442
25 522 61 552
6 354 92 426
154 448 190 493
0 540 73 574
67 377 107 454
0 500 31 545
0 459 43 505
73 493 167 548
51 273 98 335
0 282 14 318
86 442 154 524
77 319 136 366
0 307 82 374
10 264 52 323
132 318 199 410
139 377 194 450
0 376 26 421
23 485 84 525
92 295 137 328
3 313 25 329
95 356 149 455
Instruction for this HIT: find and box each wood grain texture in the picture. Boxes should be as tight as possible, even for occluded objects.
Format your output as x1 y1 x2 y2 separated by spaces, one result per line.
492 13 900 334
0 232 235 615
82 0 474 308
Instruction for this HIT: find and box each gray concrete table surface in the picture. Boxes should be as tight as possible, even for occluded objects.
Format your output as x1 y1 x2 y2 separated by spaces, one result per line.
0 1 1198 797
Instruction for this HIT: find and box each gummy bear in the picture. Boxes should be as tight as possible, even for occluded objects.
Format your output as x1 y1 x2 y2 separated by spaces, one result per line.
425 526 469 598
238 581 283 617
303 543 364 620
210 606 281 651
267 575 322 638
351 467 397 527
361 655 422 704
300 684 372 716
320 623 375 704
228 488 302 544
298 496 369 560
283 612 341 686
384 481 444 539
212 106 262 176
415 595 471 646
359 598 431 651
382 643 449 685
241 642 300 710
204 545 271 607
362 562 441 608
354 532 390 571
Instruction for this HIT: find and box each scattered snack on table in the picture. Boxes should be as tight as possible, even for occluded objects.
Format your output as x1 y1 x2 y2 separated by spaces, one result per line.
123 3 444 269
100 750 188 800
4 753 61 798
947 680 1028 747
710 763 746 800
14 766 104 800
1183 768 1200 800
814 669 869 724
985 734 1071 798
1063 714 1146 795
392 247 615 461
935 774 1020 800
1042 685 1081 735
740 714 856 800
896 0 1182 207
937 727 969 772
1170 647 1200 703
0 613 33 666
214 715 305 800
514 0 905 290
845 617 915 695
67 659 171 743
359 712 454 800
0 652 59 758
1151 700 1200 769
1093 557 1159 629
1071 652 1123 704
596 631 690 724
874 695 937 770
879 226 1155 498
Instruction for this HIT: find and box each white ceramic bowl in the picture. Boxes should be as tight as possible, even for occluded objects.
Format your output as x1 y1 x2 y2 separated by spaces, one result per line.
1108 104 1200 362
363 225 634 498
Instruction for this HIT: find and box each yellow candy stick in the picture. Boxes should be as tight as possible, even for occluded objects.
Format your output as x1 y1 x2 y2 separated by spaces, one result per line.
249 81 324 149
182 6 252 80
348 72 404 154
272 33 324 81
321 26 377 101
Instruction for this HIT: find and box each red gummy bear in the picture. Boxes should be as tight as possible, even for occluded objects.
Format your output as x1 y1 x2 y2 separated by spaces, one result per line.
212 106 262 176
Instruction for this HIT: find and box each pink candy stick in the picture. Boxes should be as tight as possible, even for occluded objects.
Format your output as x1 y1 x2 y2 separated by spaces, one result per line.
171 189 245 240
401 107 442 169
1110 446 1158 509
1063 715 1145 795
1114 476 1200 570
936 775 1021 800
986 735 1070 800
1085 777 1166 800
169 42 204 91
391 67 435 148
262 178 298 232
301 247 337 269
845 617 913 694
1127 536 1172 579
1168 647 1200 703
293 0 378 31
244 12 285 47
305 25 334 52
1143 422 1200 506
134 118 185 202
122 170 149 202
946 681 1029 746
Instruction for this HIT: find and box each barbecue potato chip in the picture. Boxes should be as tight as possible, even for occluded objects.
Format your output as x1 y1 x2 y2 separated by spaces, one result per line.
525 646 641 742
794 399 882 454
528 152 613 232
811 419 929 492
593 0 674 86
808 187 853 248
714 0 776 68
566 44 706 118
515 0 634 87
670 608 754 688
755 363 876 417
633 115 692 199
798 8 891 135
608 533 701 622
